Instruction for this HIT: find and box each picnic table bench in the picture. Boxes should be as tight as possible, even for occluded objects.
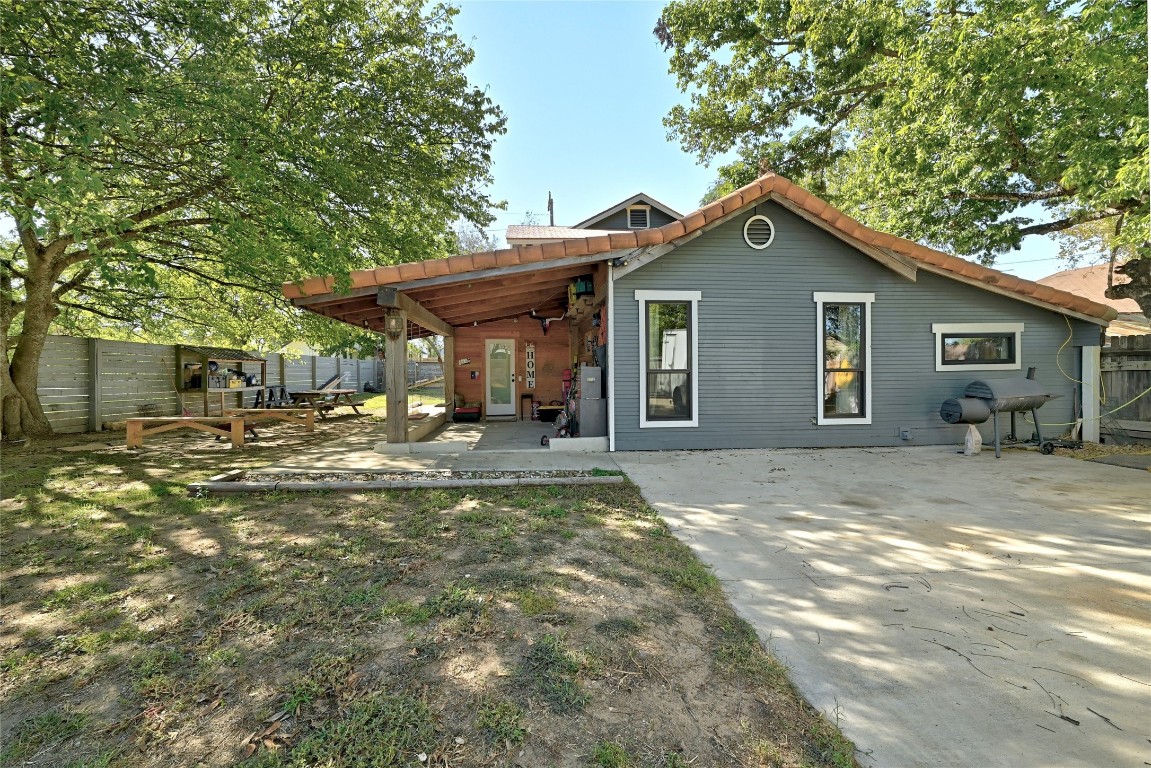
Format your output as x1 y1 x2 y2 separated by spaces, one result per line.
125 408 316 449
287 388 362 419
126 416 248 449
223 408 316 431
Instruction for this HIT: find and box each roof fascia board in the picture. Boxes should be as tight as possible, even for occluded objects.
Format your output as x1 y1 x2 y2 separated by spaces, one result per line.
388 251 617 292
290 285 378 308
767 194 918 282
913 262 1110 326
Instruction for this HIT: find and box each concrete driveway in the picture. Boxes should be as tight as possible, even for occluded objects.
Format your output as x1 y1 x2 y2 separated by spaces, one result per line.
613 446 1150 768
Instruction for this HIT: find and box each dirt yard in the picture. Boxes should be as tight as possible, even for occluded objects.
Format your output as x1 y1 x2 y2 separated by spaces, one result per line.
1 420 857 768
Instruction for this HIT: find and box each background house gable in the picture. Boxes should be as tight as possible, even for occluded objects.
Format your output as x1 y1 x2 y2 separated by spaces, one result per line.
575 194 682 230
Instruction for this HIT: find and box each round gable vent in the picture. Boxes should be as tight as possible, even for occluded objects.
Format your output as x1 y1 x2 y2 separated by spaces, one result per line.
743 215 776 249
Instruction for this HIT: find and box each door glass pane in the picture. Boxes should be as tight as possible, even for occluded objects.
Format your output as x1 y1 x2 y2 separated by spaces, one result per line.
489 342 512 405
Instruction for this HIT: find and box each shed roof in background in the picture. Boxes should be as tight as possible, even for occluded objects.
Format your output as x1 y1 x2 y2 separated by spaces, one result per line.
179 344 265 362
1036 264 1144 316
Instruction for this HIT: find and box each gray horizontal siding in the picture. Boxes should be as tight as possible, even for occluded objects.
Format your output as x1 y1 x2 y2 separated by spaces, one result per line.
612 201 1101 450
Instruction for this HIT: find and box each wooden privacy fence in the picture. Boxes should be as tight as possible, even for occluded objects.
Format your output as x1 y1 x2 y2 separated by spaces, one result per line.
407 359 444 386
36 335 381 434
1101 334 1151 441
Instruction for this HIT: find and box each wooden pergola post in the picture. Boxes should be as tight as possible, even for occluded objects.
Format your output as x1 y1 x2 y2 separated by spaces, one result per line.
384 309 408 444
443 335 455 420
376 287 455 440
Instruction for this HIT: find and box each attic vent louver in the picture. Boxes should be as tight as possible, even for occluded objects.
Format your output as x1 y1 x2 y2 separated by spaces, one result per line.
743 215 776 249
627 205 650 229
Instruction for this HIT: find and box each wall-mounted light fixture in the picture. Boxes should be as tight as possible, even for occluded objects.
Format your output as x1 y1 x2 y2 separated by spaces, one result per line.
384 314 404 340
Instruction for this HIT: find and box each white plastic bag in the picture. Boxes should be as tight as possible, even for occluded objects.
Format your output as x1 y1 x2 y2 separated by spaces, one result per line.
963 424 983 456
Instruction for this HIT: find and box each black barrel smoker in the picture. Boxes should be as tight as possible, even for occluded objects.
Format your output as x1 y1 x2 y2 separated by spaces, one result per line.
940 375 1060 458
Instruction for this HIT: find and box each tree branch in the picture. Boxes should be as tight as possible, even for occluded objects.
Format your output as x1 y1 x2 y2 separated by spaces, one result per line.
49 180 224 263
953 188 1073 203
53 265 96 299
1017 207 1127 237
55 299 138 323
55 217 217 269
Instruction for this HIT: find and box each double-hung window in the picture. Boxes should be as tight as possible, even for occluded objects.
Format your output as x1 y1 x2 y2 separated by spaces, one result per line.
814 292 874 425
636 290 700 427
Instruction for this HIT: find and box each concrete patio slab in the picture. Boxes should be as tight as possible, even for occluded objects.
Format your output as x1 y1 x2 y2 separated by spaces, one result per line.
613 446 1151 768
257 418 617 473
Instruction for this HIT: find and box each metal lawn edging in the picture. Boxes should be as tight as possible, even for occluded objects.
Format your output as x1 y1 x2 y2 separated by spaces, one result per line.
188 473 625 495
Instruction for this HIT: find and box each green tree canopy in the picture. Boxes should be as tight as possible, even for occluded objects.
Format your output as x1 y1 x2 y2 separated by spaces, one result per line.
656 0 1148 263
1 0 505 437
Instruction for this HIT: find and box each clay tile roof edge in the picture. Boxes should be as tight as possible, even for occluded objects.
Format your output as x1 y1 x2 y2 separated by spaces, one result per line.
281 171 1116 323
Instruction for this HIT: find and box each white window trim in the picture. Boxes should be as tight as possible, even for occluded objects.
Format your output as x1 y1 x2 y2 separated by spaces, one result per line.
931 322 1023 372
814 292 874 426
636 289 700 428
626 205 651 230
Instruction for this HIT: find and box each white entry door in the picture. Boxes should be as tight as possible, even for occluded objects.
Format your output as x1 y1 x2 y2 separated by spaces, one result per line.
485 339 515 416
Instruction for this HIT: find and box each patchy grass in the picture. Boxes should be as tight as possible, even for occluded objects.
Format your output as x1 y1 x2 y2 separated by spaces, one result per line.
0 709 89 763
1 429 859 768
516 633 589 714
591 740 633 768
475 696 526 745
360 382 446 416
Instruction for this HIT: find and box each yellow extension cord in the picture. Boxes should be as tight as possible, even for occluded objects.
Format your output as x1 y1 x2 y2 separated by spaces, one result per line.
1022 315 1151 428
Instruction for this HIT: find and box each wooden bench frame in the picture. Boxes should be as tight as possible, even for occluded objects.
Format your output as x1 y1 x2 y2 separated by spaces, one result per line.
126 416 247 448
126 408 316 449
223 408 316 431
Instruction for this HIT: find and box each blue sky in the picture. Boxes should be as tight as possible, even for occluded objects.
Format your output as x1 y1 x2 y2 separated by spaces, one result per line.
451 0 1067 281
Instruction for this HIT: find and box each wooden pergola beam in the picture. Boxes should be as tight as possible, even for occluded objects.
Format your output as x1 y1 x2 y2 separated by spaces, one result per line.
436 293 566 324
377 287 454 337
406 264 590 297
389 253 611 292
415 276 575 312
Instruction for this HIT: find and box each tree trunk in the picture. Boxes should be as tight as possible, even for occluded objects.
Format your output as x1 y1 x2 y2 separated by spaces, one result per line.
1105 257 1151 319
2 277 57 439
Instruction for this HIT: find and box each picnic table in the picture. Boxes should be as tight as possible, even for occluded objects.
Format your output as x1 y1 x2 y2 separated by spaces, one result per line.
288 388 362 419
